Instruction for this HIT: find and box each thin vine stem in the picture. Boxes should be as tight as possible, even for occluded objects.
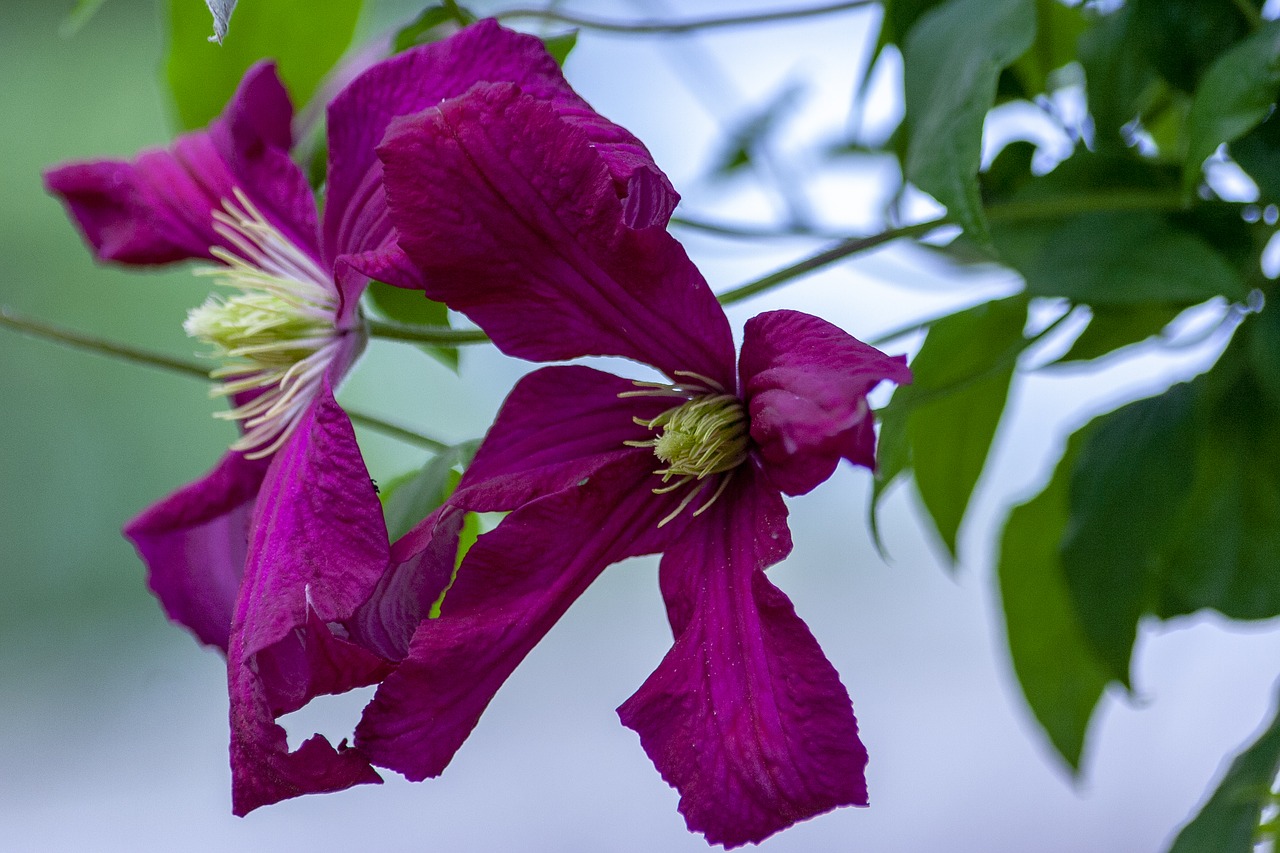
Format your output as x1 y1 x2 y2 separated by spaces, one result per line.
0 306 449 451
495 0 877 34
717 217 948 305
366 318 491 346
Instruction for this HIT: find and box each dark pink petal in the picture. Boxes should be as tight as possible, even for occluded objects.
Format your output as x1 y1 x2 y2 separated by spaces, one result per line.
324 19 674 264
227 385 390 813
44 62 319 267
354 452 683 780
740 310 911 496
618 467 868 848
123 451 270 653
349 364 674 661
379 83 733 385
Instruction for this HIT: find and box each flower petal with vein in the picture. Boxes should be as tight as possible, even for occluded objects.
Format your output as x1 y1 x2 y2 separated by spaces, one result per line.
355 82 912 847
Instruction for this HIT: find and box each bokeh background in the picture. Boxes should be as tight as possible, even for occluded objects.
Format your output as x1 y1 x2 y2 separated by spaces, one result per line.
4 0 1280 850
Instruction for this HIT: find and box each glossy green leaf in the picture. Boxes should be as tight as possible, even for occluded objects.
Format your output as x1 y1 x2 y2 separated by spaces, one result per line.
1185 20 1280 192
997 432 1111 771
902 0 1035 241
1168 689 1280 853
364 281 457 371
1055 303 1184 363
380 441 479 542
165 0 362 129
1060 383 1198 683
1010 211 1248 304
877 296 1028 561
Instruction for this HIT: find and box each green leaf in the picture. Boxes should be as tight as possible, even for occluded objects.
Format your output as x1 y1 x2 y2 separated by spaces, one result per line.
391 3 476 53
165 0 362 130
542 30 578 67
364 280 457 371
1060 383 1198 683
711 84 802 178
1157 345 1280 621
1008 211 1248 304
1055 303 1184 363
877 296 1028 561
1008 0 1088 99
1168 688 1280 853
1078 5 1158 152
997 431 1112 771
902 0 1036 241
380 441 479 542
1250 299 1280 409
1130 0 1256 94
1230 109 1280 204
1185 20 1280 192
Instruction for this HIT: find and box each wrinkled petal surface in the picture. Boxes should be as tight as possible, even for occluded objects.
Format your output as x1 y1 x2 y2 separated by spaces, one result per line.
326 19 674 273
355 450 683 781
741 310 911 496
618 466 869 848
228 385 390 814
45 62 318 267
124 451 270 653
380 83 733 385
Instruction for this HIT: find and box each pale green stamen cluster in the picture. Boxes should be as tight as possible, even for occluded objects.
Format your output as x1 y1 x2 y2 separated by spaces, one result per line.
622 371 750 527
184 189 339 459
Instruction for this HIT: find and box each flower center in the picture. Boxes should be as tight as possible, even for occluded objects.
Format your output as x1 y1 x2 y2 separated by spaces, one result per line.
622 372 750 526
184 189 340 459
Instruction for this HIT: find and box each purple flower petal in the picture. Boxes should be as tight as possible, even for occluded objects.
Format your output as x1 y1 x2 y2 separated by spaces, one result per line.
379 82 733 385
355 451 683 781
325 19 674 266
44 62 319 267
123 451 270 652
618 466 869 848
350 364 675 661
227 384 391 813
740 310 911 496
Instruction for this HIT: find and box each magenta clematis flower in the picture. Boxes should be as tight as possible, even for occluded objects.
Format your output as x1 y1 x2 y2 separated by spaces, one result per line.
350 83 912 846
43 21 676 815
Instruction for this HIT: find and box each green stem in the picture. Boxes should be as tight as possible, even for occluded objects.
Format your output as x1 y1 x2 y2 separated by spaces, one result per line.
0 306 449 451
366 318 490 346
671 215 849 241
717 218 947 305
495 0 876 34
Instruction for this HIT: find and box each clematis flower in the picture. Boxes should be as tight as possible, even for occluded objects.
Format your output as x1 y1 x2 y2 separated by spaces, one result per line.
351 83 912 847
43 20 677 815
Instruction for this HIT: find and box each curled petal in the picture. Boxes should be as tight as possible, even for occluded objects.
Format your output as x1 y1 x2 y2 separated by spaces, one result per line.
45 63 318 267
228 385 390 813
740 310 911 496
325 19 674 264
379 83 733 385
124 451 270 653
354 452 684 781
618 467 869 848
